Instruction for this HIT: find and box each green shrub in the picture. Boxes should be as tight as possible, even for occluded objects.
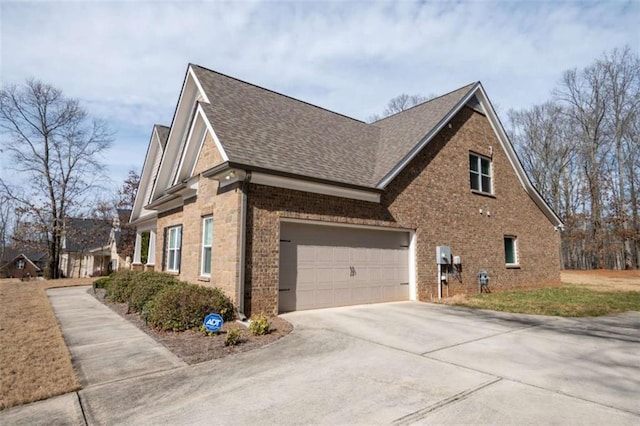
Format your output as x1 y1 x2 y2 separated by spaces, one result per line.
93 276 112 289
143 283 236 331
249 314 270 336
225 328 242 346
128 271 180 313
104 270 139 303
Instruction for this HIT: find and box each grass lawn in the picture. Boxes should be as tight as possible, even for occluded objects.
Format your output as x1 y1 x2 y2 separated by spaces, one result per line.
452 285 640 317
0 278 94 410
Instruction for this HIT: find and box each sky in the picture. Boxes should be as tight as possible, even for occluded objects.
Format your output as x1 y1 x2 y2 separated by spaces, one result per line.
1 0 639 192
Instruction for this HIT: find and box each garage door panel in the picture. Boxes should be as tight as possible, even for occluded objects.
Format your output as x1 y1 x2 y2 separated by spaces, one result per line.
297 245 317 264
279 222 410 313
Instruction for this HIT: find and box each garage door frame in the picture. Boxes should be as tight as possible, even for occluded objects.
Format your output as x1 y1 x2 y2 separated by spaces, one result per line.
278 218 417 312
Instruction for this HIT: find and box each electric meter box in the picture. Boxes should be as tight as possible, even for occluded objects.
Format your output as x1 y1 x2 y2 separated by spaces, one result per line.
436 246 451 264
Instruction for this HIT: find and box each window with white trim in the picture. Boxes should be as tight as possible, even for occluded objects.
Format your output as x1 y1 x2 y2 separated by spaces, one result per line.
470 153 492 194
504 236 518 266
166 226 182 272
201 216 213 276
16 259 25 270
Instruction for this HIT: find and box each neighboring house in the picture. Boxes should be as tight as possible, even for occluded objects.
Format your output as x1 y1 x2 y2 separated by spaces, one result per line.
60 217 113 278
130 64 563 316
0 249 47 279
108 209 136 271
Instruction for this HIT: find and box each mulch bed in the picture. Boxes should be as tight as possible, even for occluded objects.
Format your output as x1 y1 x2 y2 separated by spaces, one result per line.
91 288 293 364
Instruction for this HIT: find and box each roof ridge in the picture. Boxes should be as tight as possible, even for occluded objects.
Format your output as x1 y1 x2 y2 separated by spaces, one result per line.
371 82 479 123
190 63 370 125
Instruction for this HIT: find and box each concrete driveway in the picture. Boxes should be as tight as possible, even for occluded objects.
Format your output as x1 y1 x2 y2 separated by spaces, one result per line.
2 291 639 425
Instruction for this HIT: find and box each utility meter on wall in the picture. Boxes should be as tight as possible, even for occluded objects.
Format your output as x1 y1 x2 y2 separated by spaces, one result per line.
436 246 451 264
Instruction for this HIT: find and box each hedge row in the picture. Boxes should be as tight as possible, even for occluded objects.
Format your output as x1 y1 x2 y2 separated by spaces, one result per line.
99 270 236 331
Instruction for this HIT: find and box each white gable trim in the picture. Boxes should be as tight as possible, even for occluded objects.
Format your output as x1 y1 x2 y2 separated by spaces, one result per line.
131 126 164 223
150 65 210 202
173 104 229 185
188 66 210 104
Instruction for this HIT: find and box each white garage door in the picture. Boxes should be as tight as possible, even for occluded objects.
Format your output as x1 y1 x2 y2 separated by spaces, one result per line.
279 222 410 313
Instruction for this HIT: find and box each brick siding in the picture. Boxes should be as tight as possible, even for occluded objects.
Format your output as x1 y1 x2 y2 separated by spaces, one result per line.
244 106 561 315
154 134 242 303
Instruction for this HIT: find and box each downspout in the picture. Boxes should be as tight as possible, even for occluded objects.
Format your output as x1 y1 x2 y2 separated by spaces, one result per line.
236 172 251 321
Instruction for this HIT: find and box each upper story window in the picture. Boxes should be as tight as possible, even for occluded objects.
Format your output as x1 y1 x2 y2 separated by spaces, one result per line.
166 225 182 272
469 153 492 194
16 259 25 270
201 216 213 276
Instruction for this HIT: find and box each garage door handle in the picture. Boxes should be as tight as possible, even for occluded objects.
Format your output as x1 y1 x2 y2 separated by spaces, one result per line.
279 288 291 292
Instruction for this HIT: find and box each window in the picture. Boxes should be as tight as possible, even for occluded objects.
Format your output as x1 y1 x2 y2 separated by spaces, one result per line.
201 216 213 276
504 236 518 266
16 259 25 270
470 153 492 194
166 226 182 272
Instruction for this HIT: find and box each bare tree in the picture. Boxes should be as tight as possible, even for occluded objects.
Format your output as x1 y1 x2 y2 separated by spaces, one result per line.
117 168 140 211
510 46 639 270
0 192 12 261
368 93 431 122
601 47 640 268
508 102 575 216
555 62 611 268
0 79 112 278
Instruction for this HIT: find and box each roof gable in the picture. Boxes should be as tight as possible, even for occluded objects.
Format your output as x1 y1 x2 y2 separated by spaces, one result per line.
135 64 562 227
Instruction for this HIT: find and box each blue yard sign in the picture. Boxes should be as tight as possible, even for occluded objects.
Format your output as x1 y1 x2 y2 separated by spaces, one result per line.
204 313 224 332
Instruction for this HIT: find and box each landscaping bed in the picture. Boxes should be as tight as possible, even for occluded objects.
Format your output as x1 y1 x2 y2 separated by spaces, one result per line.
91 277 292 364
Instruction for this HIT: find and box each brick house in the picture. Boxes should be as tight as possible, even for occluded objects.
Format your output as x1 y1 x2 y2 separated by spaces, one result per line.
130 64 563 316
0 250 47 279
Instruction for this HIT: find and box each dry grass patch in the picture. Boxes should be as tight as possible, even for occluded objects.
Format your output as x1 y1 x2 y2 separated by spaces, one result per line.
0 278 94 410
561 269 640 292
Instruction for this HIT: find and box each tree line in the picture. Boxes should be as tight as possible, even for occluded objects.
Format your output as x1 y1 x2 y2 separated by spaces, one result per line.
508 47 639 269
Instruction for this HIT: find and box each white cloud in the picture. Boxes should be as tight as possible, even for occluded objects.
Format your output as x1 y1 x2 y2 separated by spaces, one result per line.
1 0 638 186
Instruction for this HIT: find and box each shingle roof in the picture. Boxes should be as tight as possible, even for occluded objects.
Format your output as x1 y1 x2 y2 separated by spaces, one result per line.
63 218 112 252
371 83 478 184
190 64 477 188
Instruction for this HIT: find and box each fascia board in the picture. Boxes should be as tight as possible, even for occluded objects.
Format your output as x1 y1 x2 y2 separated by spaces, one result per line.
151 65 209 202
196 104 230 162
376 83 480 189
131 127 161 223
251 172 380 203
173 105 230 186
188 65 211 104
129 214 158 229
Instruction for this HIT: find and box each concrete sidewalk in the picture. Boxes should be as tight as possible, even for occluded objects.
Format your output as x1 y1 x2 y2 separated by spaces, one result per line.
1 286 186 425
47 286 186 388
